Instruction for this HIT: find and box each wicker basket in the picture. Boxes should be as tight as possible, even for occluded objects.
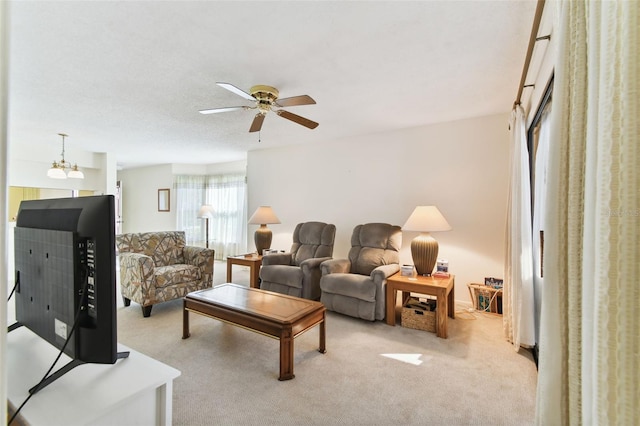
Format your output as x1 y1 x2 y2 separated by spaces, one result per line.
401 297 436 333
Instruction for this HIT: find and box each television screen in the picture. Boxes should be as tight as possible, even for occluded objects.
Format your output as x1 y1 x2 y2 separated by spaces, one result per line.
12 195 127 393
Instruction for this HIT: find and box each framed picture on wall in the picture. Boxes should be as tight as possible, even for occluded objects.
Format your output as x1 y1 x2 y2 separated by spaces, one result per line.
158 188 170 212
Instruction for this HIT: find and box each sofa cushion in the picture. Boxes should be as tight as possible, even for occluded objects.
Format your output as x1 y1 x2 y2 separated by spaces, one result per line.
319 273 376 301
154 264 201 288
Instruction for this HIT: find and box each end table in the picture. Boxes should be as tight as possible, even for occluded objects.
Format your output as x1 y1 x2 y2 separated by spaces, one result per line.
226 254 263 288
386 272 455 338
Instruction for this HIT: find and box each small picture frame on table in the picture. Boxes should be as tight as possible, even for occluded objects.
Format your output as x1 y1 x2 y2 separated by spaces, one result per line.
484 277 503 288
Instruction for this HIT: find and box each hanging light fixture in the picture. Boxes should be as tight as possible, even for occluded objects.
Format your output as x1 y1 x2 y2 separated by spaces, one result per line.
47 133 85 179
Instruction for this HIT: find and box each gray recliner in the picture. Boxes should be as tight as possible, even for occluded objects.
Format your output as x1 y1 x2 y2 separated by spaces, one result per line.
319 223 402 321
259 221 336 300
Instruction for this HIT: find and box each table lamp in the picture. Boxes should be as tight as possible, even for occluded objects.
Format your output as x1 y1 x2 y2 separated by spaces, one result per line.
402 206 451 276
198 204 214 248
248 206 281 254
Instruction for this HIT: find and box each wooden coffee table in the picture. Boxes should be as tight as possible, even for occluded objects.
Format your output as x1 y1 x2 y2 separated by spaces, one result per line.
183 283 326 380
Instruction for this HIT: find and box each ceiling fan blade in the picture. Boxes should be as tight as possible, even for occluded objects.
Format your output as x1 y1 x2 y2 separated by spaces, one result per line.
276 110 319 129
199 106 247 114
249 113 266 133
216 82 255 101
275 95 316 107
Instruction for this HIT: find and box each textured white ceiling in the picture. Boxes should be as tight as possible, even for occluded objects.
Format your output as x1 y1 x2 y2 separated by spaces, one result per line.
8 1 537 169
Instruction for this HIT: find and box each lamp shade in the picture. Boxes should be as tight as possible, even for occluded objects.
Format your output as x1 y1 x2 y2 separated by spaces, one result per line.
198 204 214 218
198 204 214 248
47 166 67 179
402 206 452 232
248 206 281 225
67 167 85 179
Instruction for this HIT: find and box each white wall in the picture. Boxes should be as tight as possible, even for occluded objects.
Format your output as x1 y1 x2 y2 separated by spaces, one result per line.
172 160 246 176
247 113 510 304
117 164 175 233
116 161 247 234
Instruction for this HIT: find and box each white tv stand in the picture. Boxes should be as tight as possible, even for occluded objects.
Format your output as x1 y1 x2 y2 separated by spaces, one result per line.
7 327 180 425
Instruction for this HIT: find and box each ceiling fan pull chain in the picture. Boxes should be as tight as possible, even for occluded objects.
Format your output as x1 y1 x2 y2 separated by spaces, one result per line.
258 130 261 143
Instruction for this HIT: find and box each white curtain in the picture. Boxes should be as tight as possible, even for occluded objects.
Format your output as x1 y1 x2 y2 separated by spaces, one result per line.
532 103 551 345
503 105 536 350
206 173 247 260
536 1 640 424
174 174 247 260
175 175 207 245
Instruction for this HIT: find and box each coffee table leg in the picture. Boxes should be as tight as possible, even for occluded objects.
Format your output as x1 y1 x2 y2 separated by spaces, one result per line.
182 302 190 339
279 329 295 381
318 314 327 354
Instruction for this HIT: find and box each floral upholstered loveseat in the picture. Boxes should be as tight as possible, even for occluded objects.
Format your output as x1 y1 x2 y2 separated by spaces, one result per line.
116 231 214 317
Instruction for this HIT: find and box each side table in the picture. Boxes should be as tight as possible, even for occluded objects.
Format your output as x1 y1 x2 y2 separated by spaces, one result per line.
386 272 455 338
226 254 263 288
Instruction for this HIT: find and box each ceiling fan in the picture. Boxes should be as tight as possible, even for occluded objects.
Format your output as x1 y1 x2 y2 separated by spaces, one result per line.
199 82 319 133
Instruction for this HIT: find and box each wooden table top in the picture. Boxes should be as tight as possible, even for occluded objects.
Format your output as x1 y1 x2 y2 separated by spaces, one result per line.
227 253 263 261
388 272 454 289
186 283 324 325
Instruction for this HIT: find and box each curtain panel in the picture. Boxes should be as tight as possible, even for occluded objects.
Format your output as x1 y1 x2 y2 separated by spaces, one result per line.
504 105 536 350
532 103 551 346
535 1 640 424
206 173 247 260
174 173 247 260
175 175 207 246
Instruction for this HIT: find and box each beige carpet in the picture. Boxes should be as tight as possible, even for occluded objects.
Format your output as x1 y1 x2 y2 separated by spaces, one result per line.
116 261 537 425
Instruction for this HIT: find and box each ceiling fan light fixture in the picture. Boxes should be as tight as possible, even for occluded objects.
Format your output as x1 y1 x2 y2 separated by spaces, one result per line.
249 85 279 102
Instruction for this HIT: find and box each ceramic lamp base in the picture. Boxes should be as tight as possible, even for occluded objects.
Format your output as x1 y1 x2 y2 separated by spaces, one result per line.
411 233 439 276
254 224 272 254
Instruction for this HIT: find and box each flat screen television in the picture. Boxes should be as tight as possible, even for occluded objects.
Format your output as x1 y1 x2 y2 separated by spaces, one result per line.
10 194 128 394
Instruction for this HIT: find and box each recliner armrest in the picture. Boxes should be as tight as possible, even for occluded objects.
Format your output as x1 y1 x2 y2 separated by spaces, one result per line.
262 253 292 266
320 258 351 275
299 257 332 272
370 264 401 284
